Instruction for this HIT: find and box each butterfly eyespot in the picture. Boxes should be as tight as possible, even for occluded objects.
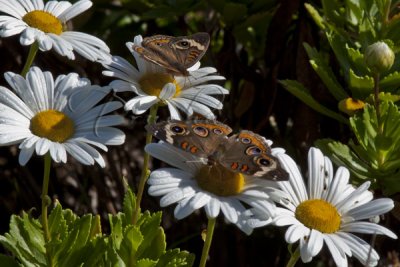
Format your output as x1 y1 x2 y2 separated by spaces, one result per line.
170 125 185 135
193 126 209 137
246 146 262 155
179 41 189 47
241 137 251 144
257 157 271 166
213 128 223 135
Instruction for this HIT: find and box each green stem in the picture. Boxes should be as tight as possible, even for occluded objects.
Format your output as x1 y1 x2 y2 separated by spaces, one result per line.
286 245 300 267
41 153 53 266
21 42 39 77
132 104 159 224
199 217 217 267
373 74 383 134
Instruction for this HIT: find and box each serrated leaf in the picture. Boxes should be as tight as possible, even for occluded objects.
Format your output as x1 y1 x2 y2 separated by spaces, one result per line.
137 258 157 267
109 214 124 249
279 80 349 124
348 69 374 98
123 188 136 225
140 227 166 260
136 212 163 259
380 71 400 92
118 226 143 265
156 249 195 267
303 43 348 100
346 45 369 74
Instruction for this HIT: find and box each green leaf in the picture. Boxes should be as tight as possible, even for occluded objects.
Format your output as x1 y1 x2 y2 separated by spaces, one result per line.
279 80 349 124
348 69 374 98
326 33 352 78
123 187 136 225
156 249 195 267
380 71 400 92
315 139 371 180
137 258 157 267
117 226 143 265
303 43 348 100
346 45 369 75
304 3 325 30
0 254 21 267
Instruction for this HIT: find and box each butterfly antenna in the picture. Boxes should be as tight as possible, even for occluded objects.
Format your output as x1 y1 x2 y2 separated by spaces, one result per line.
112 90 127 105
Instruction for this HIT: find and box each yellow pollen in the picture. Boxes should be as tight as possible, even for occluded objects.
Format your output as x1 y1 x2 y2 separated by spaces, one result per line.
295 199 341 233
23 10 63 35
195 163 245 196
338 98 365 115
139 73 181 98
30 110 75 142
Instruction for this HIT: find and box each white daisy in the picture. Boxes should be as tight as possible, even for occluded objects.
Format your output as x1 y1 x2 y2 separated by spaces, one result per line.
145 141 285 234
102 35 228 119
0 0 111 62
253 147 397 266
0 67 125 167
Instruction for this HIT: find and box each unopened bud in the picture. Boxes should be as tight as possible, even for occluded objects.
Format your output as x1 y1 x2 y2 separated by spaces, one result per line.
365 41 395 74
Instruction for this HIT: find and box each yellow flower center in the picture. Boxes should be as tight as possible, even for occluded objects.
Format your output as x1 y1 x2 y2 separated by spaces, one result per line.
338 98 365 115
30 110 75 142
139 73 181 98
195 163 245 196
295 199 341 233
23 10 63 35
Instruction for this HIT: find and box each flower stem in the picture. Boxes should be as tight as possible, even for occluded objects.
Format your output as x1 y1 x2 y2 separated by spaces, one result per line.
41 153 53 266
199 217 217 267
373 74 384 135
21 42 39 77
133 104 159 224
286 245 300 267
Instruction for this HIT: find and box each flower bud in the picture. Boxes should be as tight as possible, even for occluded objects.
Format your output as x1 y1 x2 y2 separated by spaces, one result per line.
365 41 395 74
338 98 365 115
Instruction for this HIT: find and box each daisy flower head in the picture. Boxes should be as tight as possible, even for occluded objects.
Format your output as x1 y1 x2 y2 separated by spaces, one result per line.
0 67 125 167
144 140 287 235
256 147 397 266
0 0 111 62
102 35 228 120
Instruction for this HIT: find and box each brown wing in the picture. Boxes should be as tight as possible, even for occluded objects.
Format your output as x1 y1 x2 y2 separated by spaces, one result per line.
133 33 210 76
145 120 231 158
218 130 289 181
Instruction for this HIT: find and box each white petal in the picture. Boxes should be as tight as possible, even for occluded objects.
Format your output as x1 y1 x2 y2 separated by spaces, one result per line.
307 230 324 256
159 83 176 100
204 197 220 218
323 235 348 267
18 145 35 165
20 27 36 46
345 198 394 220
35 138 52 155
189 192 211 209
159 186 196 207
167 102 182 120
220 199 240 223
340 222 397 238
307 147 325 199
337 232 379 267
145 143 201 173
285 224 308 243
58 0 92 22
174 197 196 220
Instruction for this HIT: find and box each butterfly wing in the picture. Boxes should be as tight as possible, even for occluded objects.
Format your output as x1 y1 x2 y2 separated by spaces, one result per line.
132 33 210 76
218 130 289 181
146 120 232 158
170 32 210 70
